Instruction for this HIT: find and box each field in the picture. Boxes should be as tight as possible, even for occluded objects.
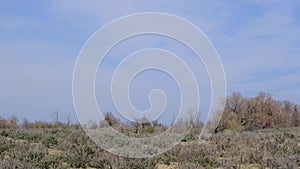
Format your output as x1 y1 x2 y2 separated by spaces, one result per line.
0 126 299 169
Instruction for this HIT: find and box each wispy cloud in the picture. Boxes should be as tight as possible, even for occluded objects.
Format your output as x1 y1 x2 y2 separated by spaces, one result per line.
0 1 299 122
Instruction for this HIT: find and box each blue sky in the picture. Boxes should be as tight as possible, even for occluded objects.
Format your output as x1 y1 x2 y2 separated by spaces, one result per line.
0 1 300 123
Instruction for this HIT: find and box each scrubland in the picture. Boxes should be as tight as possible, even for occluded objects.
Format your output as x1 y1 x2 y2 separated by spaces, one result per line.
0 92 299 168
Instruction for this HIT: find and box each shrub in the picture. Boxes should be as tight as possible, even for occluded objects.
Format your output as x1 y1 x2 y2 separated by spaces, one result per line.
227 119 244 132
0 130 9 137
42 135 58 147
0 136 15 156
195 156 219 168
104 112 120 127
181 133 196 142
0 118 9 129
163 159 170 165
32 121 49 128
144 127 155 134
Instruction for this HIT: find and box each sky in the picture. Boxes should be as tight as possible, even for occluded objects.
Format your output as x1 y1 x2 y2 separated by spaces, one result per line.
0 0 300 123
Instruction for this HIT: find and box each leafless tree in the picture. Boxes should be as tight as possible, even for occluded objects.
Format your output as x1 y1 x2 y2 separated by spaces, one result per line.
104 112 119 127
8 115 19 128
291 105 300 127
53 110 62 124
66 113 72 127
226 92 245 115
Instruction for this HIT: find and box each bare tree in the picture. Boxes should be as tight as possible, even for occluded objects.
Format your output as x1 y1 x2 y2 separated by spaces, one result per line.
226 92 245 115
291 105 300 127
53 110 62 124
8 115 19 128
139 116 150 129
104 112 119 127
22 118 31 129
278 100 293 127
0 117 9 129
66 113 72 127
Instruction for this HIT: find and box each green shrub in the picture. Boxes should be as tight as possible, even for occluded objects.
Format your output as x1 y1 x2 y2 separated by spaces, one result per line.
227 119 244 132
0 136 15 155
181 133 196 142
0 130 9 137
195 156 219 168
144 127 155 134
163 159 170 165
37 155 68 169
42 135 58 147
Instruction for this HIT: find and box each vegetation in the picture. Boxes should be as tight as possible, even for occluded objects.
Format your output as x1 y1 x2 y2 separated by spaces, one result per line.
217 92 300 132
0 92 299 168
